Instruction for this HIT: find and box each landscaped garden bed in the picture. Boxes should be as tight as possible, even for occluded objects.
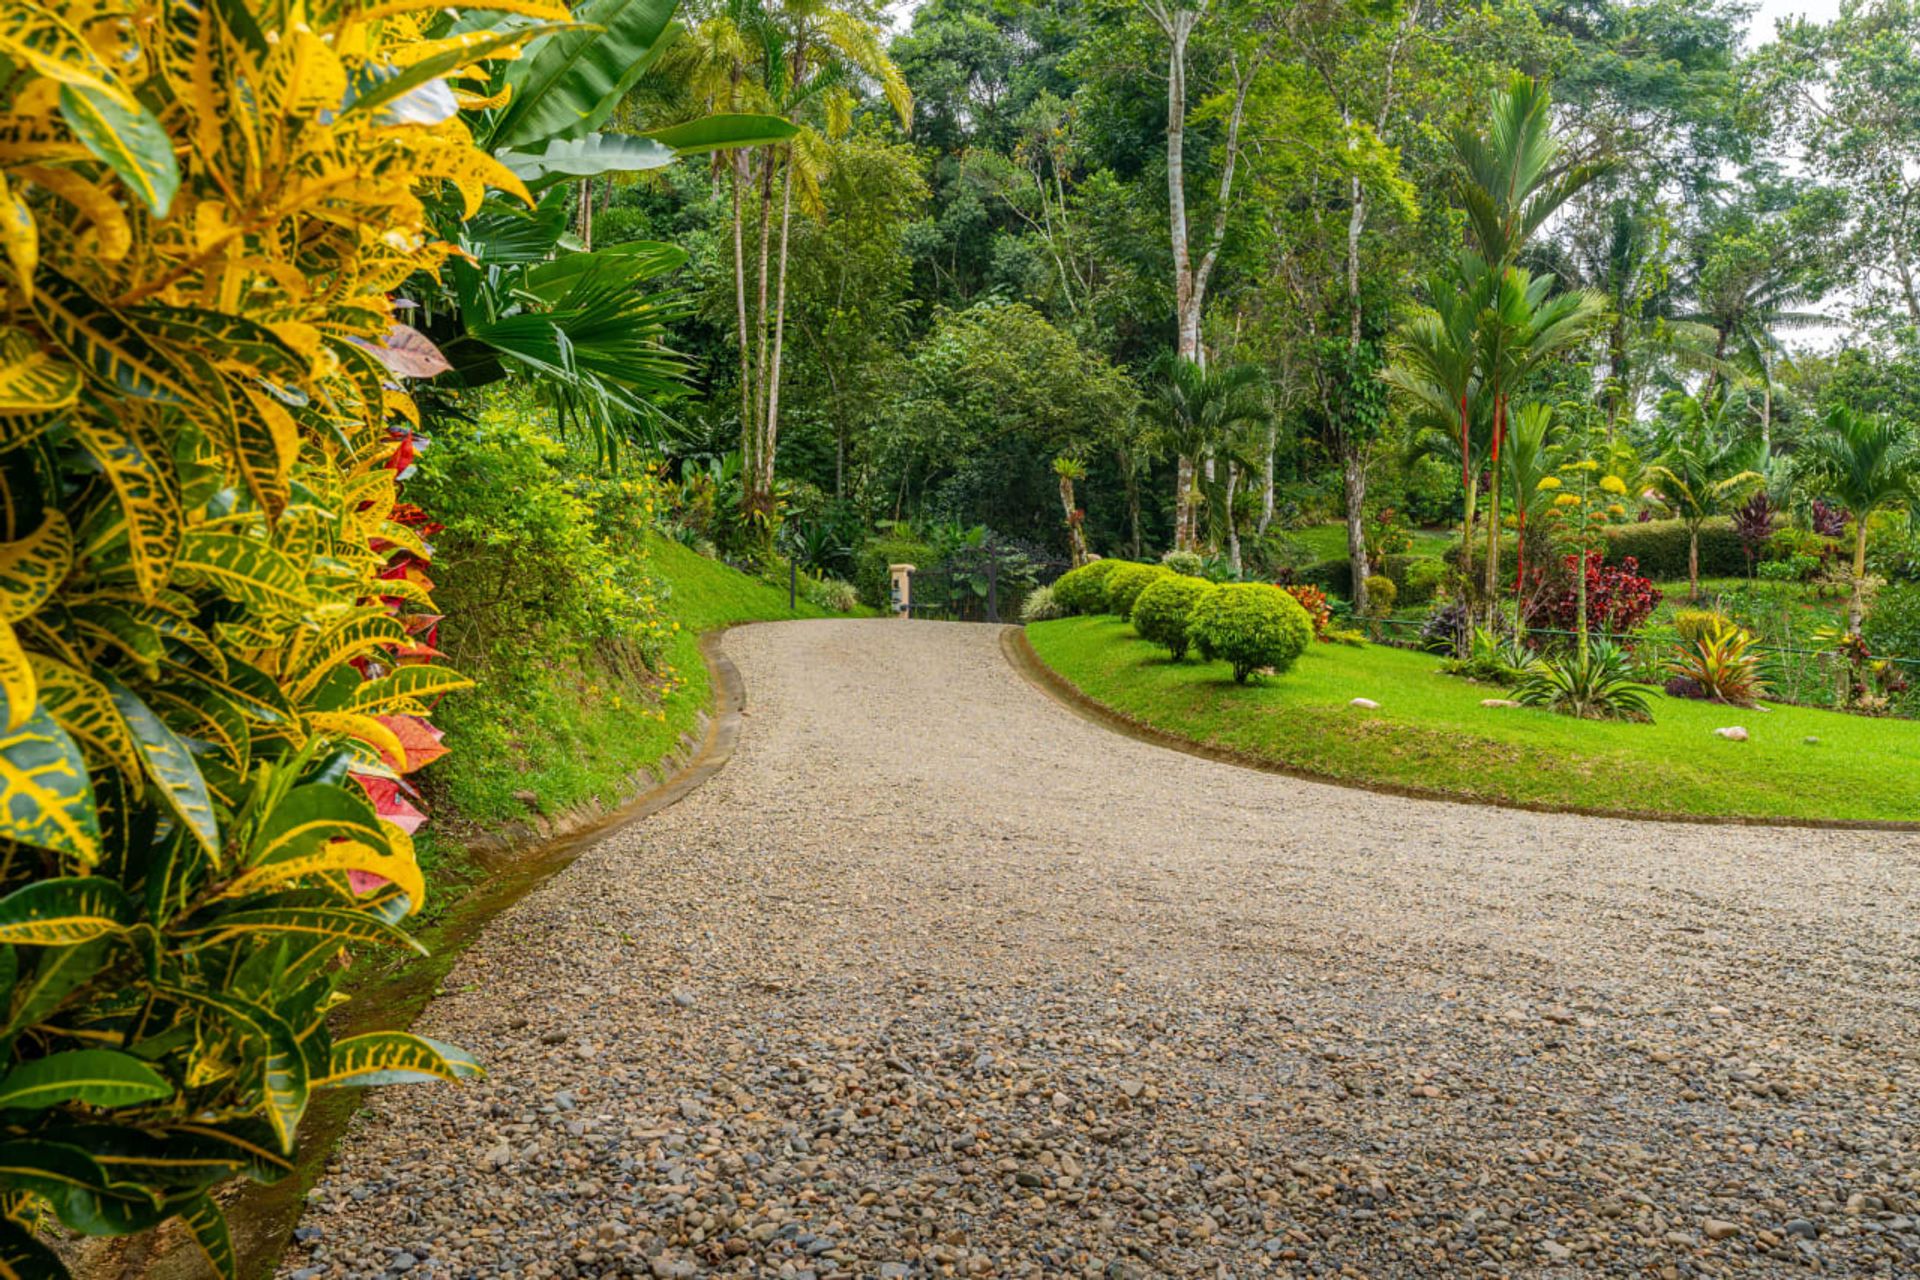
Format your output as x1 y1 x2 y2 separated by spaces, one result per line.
1025 615 1919 826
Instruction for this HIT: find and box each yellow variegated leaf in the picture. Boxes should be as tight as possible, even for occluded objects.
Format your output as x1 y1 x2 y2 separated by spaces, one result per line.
0 510 69 623
0 877 128 943
0 621 35 731
382 388 419 427
0 697 99 863
29 653 140 783
345 664 470 714
222 838 424 917
0 174 34 302
308 711 405 770
374 518 429 560
0 326 78 415
57 84 181 218
453 82 513 111
315 1032 482 1089
356 0 572 20
175 530 308 618
0 2 136 107
176 905 424 955
18 165 130 262
32 269 195 405
288 610 407 699
69 409 182 602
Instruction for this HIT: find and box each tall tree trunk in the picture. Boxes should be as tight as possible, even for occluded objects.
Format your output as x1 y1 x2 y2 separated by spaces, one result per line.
1760 358 1773 455
1123 457 1142 560
1605 313 1628 438
1167 454 1182 552
1060 474 1088 568
1483 393 1507 613
1688 526 1701 602
749 154 774 518
760 148 796 512
1225 463 1242 576
1850 519 1870 634
732 156 753 485
1343 452 1368 613
1257 422 1277 536
576 178 593 249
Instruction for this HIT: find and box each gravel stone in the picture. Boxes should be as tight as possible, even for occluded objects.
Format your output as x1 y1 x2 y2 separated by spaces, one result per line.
277 620 1920 1279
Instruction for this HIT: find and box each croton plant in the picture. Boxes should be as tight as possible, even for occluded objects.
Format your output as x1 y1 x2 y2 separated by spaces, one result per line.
0 0 599 1269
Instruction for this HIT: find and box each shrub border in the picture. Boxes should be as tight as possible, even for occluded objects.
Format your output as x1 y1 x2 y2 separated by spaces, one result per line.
1002 625 1920 834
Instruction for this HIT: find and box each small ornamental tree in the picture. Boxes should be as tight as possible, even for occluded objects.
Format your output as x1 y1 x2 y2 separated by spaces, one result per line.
1190 584 1315 682
1131 575 1216 660
1104 562 1169 618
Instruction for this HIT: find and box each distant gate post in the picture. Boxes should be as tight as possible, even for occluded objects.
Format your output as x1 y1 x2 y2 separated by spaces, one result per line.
889 563 915 618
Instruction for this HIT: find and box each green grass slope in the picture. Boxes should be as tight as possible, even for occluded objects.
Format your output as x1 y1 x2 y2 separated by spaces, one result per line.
1027 615 1918 825
426 536 851 831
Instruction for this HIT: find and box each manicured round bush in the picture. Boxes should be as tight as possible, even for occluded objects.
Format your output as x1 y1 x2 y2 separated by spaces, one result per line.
1189 583 1315 682
1131 574 1217 660
1103 562 1169 618
1160 548 1205 577
1051 559 1123 614
1363 574 1397 616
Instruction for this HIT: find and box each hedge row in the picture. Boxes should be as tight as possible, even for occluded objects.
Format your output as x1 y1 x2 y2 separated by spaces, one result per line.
856 537 937 608
1444 518 1750 582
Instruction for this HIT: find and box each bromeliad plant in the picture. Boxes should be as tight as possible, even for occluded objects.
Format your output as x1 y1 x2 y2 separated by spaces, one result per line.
0 0 628 1269
1668 622 1768 707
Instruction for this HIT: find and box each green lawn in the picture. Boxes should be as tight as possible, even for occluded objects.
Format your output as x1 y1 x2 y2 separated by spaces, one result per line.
1026 615 1918 824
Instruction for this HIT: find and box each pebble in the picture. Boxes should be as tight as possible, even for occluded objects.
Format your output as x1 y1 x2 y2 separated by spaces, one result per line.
274 623 1920 1280
1349 697 1380 709
1713 725 1748 741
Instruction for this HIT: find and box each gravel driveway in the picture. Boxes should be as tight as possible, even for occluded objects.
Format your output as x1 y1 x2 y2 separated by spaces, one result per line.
280 619 1919 1279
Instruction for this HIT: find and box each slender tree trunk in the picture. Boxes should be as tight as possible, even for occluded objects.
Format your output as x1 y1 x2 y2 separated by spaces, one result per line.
1123 457 1142 560
1174 454 1193 553
1225 463 1241 576
576 178 593 249
1850 519 1870 634
1343 452 1368 613
761 148 796 511
1257 422 1277 536
1689 527 1701 602
1060 474 1088 568
1483 393 1507 612
1760 363 1773 456
732 157 753 487
750 154 774 516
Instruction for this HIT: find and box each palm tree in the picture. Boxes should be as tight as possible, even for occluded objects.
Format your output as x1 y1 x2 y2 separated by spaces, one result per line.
1384 259 1486 591
1645 406 1767 601
1054 456 1089 568
1471 263 1609 606
1678 250 1825 444
658 0 910 524
1797 406 1920 633
1449 74 1611 613
1143 356 1270 554
1502 402 1562 600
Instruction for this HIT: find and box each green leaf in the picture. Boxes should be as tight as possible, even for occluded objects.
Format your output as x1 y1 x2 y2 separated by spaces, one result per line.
645 112 800 155
0 699 101 863
521 241 687 305
497 133 674 185
176 1193 235 1279
318 1031 482 1088
161 987 307 1152
244 782 391 866
492 0 676 149
0 878 129 946
175 906 424 955
0 1215 65 1278
30 269 193 404
57 85 180 217
174 529 308 618
3 939 109 1040
0 1049 169 1110
101 673 218 862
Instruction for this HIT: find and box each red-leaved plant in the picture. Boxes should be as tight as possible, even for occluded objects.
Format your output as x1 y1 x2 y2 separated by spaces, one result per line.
1523 552 1662 637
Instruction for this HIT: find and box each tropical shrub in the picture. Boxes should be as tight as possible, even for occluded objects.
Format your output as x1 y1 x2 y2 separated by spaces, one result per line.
0 0 538 1266
1281 584 1334 638
1103 563 1168 618
1363 575 1397 616
1190 585 1315 682
1757 555 1816 583
1020 584 1066 623
1419 601 1471 654
1160 548 1205 577
1667 623 1768 707
1131 575 1216 660
1297 557 1355 598
1863 583 1920 661
1523 553 1661 637
1051 559 1123 614
855 536 938 609
1733 492 1776 571
1672 610 1736 645
804 577 860 613
1440 626 1533 686
1382 553 1447 605
1515 642 1656 720
1811 497 1848 538
1365 507 1414 565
